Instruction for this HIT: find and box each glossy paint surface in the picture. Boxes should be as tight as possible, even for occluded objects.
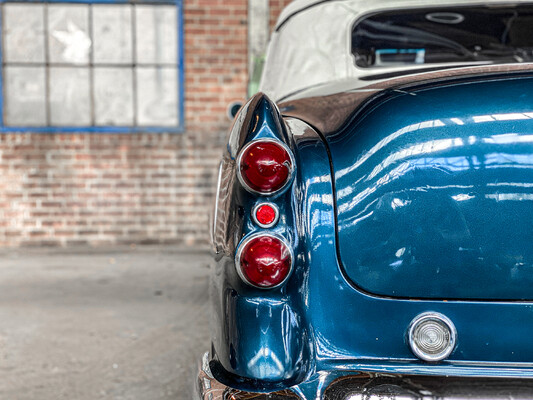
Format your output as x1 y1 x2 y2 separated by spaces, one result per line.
328 76 533 299
210 80 533 399
211 95 311 391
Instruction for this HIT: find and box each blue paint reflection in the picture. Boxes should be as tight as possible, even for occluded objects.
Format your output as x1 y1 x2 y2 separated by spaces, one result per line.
329 79 533 300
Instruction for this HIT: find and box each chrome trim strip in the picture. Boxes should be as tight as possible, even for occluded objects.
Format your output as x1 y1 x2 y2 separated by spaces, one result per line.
195 352 301 400
236 138 296 196
252 202 280 228
211 161 224 254
324 373 533 400
234 232 295 290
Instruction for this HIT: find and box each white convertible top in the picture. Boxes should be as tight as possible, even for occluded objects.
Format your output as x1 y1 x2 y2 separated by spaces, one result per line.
260 0 533 101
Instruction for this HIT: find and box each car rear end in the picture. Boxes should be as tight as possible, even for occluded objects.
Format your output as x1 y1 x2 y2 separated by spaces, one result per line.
198 1 533 399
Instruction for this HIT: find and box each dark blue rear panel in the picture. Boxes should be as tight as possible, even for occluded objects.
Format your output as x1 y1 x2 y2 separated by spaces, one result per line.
328 76 533 300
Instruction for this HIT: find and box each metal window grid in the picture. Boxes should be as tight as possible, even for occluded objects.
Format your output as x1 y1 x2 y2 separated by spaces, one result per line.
0 0 184 133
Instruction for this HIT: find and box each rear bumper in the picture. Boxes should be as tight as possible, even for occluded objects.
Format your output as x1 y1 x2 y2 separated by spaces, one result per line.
195 352 300 400
324 374 533 399
196 352 533 400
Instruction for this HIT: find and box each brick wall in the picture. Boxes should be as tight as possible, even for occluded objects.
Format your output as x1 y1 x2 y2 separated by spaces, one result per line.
0 0 290 247
270 0 293 31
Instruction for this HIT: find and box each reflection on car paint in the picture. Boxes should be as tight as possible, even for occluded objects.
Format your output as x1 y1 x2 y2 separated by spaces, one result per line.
204 48 533 400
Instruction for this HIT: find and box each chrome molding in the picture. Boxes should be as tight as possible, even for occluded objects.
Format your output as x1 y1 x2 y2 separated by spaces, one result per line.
324 373 533 400
195 352 300 400
235 138 296 196
211 161 224 254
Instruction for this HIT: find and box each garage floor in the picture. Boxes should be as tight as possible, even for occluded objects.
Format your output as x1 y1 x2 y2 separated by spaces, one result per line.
0 247 211 400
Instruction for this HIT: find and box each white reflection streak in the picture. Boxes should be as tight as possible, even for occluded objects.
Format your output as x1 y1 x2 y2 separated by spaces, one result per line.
473 115 495 123
493 113 529 121
451 118 464 125
342 199 378 228
488 182 533 188
339 163 410 213
474 112 533 123
336 119 445 180
452 194 475 201
391 198 411 209
486 193 533 201
366 137 464 181
483 133 533 144
246 347 284 379
338 112 533 180
349 210 374 226
484 153 533 166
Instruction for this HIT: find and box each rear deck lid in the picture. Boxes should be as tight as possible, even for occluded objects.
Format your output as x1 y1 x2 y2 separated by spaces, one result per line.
328 75 533 300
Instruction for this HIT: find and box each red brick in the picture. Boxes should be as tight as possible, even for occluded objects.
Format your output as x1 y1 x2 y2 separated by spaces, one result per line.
0 0 296 248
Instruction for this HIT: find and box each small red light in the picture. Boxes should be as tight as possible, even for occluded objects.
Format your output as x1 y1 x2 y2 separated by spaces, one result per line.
254 203 278 227
237 235 292 288
238 140 293 194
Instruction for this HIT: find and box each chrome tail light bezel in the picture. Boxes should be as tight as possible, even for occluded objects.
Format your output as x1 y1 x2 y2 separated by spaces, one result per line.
236 138 296 196
235 232 294 290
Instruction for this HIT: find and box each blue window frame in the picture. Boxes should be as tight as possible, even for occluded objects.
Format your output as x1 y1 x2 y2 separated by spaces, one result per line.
0 0 184 133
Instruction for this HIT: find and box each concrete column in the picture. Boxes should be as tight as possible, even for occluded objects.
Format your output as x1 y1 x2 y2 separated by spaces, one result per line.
248 0 269 96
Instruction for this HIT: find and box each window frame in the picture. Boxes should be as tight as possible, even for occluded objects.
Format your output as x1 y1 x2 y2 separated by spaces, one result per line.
0 0 185 133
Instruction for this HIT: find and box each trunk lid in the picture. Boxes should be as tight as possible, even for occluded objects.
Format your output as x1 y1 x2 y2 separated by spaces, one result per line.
328 75 533 300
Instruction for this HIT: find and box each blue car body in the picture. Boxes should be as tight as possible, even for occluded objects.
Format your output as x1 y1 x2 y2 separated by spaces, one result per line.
203 71 533 398
198 2 533 399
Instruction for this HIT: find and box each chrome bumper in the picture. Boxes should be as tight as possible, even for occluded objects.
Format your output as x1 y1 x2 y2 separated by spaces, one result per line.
195 352 300 400
196 352 533 400
324 374 533 400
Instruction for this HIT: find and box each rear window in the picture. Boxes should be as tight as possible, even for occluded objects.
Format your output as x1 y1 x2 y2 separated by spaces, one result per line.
352 5 533 68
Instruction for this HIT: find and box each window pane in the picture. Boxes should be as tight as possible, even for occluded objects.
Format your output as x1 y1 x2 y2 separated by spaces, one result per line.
136 67 178 126
0 2 182 130
3 4 45 63
49 67 91 126
4 66 46 126
48 4 91 65
92 5 133 64
135 5 177 65
94 67 133 126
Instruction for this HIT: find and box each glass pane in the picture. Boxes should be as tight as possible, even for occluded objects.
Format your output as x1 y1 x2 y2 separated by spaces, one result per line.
4 66 46 126
352 6 533 68
49 67 91 126
136 67 178 126
92 5 133 64
135 5 177 65
94 67 133 126
48 4 91 65
3 4 45 63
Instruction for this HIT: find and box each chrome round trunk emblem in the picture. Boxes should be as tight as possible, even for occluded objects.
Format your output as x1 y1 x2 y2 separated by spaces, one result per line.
408 312 457 362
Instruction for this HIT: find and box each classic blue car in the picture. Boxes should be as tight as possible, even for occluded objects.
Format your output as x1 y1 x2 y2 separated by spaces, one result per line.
197 0 533 398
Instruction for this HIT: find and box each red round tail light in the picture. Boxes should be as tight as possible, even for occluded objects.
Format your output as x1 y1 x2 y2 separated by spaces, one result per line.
252 203 279 228
237 139 294 195
236 234 293 289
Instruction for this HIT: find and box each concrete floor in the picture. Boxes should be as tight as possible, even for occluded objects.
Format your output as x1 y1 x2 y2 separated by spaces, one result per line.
0 247 211 400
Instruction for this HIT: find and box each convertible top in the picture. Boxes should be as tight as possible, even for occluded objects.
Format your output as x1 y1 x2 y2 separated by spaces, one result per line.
262 0 533 101
275 0 533 30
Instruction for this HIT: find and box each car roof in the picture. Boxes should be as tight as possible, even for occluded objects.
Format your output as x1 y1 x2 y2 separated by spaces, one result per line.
262 0 533 102
274 0 532 30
